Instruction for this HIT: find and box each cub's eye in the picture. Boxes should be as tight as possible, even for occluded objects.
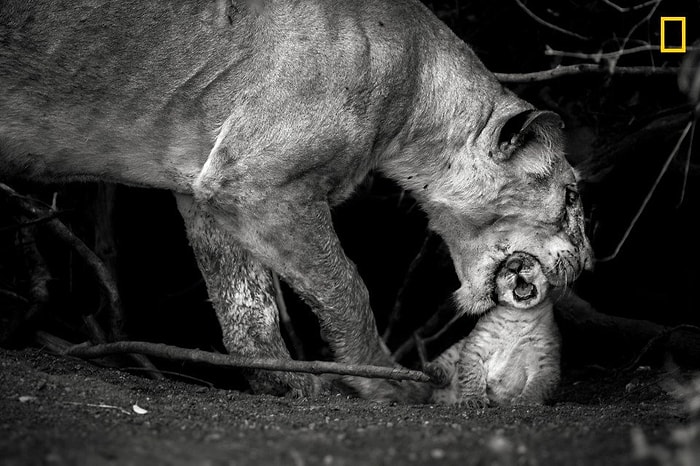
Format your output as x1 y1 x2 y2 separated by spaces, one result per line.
565 187 579 206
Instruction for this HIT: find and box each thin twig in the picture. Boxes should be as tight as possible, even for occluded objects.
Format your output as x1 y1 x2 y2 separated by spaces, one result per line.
272 272 305 360
65 341 431 383
495 64 678 82
676 120 696 208
0 222 54 343
602 0 660 13
383 232 431 343
391 309 464 363
0 182 124 334
83 314 109 344
0 212 65 232
35 330 74 353
619 0 662 53
121 367 215 388
0 182 163 379
62 401 132 416
576 110 692 183
544 44 665 61
0 289 28 304
513 0 590 40
597 120 693 262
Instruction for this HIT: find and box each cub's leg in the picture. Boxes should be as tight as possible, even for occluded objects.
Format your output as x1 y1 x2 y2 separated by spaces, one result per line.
515 348 561 405
455 352 489 408
425 342 462 404
175 194 323 397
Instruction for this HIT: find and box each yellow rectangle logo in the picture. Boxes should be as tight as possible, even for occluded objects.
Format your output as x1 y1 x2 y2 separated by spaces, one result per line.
660 17 686 53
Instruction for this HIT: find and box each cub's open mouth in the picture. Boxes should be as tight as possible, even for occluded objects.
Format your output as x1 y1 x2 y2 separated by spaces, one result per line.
501 252 540 303
513 276 537 302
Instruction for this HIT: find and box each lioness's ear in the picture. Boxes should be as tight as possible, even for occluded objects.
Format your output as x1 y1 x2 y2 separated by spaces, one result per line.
493 110 563 162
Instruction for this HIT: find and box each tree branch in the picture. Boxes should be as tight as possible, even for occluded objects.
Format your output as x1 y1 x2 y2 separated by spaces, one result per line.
0 182 163 379
602 0 659 13
495 64 678 83
513 0 590 40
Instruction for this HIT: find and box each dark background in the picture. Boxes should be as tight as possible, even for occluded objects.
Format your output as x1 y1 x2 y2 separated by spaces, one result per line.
1 0 698 384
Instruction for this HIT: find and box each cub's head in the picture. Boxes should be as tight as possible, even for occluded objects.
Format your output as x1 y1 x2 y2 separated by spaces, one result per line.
423 96 593 315
495 252 550 310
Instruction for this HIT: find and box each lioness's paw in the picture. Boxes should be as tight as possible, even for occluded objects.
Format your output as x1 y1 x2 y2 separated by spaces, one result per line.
284 374 336 399
248 371 328 398
346 377 431 404
511 394 546 406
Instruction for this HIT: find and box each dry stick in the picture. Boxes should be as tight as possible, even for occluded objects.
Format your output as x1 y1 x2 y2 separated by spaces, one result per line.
676 121 696 208
46 221 163 379
64 341 432 383
0 289 28 303
91 183 120 338
0 211 63 232
35 330 74 353
544 45 663 60
0 182 163 379
1 225 52 341
382 232 431 343
391 306 463 363
18 225 51 322
122 367 215 388
576 111 692 183
272 272 306 360
495 64 678 83
83 314 109 344
35 330 215 387
619 0 662 54
602 0 659 13
513 0 590 41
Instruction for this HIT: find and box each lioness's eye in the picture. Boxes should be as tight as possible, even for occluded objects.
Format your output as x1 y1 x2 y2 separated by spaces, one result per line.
565 187 579 206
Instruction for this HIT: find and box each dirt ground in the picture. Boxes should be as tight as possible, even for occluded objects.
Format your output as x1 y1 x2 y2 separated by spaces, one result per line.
0 347 694 466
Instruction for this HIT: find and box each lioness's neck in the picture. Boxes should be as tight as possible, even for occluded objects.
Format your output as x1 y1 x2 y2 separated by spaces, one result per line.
375 39 530 216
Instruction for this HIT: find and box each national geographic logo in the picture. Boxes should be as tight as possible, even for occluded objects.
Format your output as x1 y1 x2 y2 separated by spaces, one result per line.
660 17 686 53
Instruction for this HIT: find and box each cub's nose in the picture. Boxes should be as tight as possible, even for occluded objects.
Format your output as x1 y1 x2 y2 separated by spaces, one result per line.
506 257 523 273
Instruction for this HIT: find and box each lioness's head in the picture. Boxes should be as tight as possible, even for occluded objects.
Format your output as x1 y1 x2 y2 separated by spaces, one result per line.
407 93 593 315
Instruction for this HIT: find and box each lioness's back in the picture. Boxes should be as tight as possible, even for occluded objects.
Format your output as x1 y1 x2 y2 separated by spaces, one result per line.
1 0 484 191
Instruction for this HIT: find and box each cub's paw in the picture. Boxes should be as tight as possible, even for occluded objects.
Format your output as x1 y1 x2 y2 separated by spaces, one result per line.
457 396 490 409
423 362 452 388
248 371 328 399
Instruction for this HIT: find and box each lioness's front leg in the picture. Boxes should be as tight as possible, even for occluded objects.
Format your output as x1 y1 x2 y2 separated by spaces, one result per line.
175 194 324 397
198 193 426 401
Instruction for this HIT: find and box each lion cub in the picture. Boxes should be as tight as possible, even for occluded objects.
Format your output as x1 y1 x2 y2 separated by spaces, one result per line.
428 252 560 407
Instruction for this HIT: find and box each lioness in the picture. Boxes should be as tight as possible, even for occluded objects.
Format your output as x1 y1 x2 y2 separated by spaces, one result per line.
429 253 560 407
0 0 592 400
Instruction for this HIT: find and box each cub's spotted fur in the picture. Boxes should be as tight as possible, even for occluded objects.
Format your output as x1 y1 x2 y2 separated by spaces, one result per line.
429 253 560 407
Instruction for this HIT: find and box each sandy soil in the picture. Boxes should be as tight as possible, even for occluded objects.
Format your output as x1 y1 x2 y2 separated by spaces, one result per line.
0 347 691 465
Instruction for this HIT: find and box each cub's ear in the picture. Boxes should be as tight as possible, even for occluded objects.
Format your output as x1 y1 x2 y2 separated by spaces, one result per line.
492 110 563 162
